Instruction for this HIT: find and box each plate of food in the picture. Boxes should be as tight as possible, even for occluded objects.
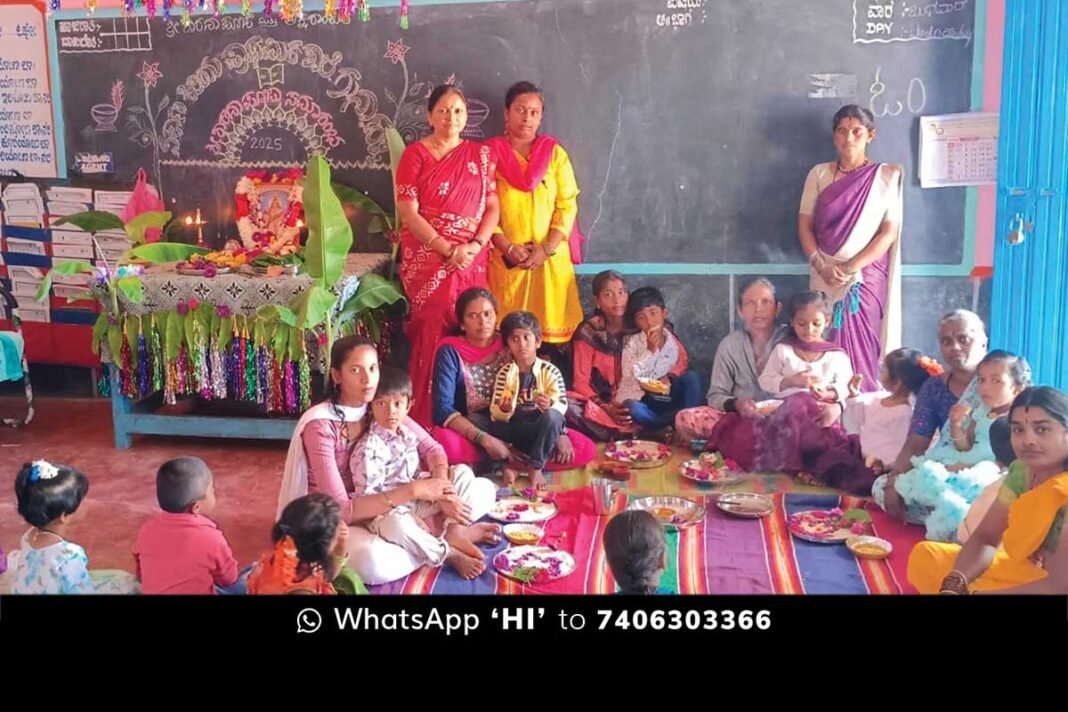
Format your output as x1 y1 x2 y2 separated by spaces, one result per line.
638 377 671 396
787 508 868 544
502 523 545 546
846 535 893 560
493 545 576 584
754 399 784 415
628 496 705 530
679 451 745 485
605 439 673 469
489 494 558 523
715 492 774 518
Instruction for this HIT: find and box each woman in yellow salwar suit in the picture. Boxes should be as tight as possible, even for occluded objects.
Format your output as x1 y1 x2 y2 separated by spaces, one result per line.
486 81 584 347
908 387 1068 595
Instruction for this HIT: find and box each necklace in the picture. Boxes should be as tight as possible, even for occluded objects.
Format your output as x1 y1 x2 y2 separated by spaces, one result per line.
834 158 870 177
33 527 63 543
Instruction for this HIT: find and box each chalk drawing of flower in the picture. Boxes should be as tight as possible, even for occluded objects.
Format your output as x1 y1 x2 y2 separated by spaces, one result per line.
383 39 491 143
383 39 410 65
127 62 170 199
137 62 163 89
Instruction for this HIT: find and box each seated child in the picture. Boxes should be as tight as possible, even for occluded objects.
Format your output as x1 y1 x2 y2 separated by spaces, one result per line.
873 350 1031 542
842 348 942 470
134 457 245 595
956 416 1015 544
353 366 500 581
8 460 138 594
248 493 365 595
603 510 671 595
615 286 703 433
490 311 570 488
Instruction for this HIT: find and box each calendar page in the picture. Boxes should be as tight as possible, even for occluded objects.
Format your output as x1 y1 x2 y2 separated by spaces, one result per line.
919 113 999 188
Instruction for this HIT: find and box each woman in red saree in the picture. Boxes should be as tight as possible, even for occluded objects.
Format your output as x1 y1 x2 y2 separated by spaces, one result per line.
397 85 500 426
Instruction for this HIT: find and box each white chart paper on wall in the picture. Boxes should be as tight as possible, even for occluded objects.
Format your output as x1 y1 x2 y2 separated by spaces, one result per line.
0 1 58 178
919 112 998 188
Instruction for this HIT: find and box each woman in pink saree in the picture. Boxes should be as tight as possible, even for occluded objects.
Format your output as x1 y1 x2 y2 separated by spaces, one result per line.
798 104 904 392
397 85 500 426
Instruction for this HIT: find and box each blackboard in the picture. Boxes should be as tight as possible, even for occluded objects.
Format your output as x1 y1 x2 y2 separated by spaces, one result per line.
53 0 976 263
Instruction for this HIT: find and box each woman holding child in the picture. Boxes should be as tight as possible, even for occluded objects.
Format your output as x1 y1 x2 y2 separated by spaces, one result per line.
278 336 501 585
397 84 501 426
674 278 790 443
431 288 596 486
798 104 903 392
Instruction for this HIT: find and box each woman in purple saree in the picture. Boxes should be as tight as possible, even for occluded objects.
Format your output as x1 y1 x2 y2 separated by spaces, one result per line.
798 104 904 392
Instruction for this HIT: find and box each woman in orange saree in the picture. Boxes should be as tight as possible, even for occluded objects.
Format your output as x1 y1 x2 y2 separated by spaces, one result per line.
396 85 500 426
908 387 1068 594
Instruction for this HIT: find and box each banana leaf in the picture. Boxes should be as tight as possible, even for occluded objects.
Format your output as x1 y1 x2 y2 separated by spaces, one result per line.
303 155 353 289
124 211 172 246
55 210 124 234
34 260 97 302
123 242 209 263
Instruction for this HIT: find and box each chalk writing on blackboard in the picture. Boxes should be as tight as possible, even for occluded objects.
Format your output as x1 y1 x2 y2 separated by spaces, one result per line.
205 88 345 164
853 0 973 45
655 0 707 28
808 74 858 99
162 12 347 38
868 67 927 117
57 16 152 53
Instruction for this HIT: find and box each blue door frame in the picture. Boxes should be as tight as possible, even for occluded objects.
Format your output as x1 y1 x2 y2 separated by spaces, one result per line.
990 1 1068 390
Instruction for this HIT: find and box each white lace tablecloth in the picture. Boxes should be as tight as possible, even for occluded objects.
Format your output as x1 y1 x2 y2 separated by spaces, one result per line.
112 252 391 316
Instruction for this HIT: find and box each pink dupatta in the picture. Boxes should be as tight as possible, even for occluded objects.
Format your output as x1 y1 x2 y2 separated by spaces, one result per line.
485 135 585 264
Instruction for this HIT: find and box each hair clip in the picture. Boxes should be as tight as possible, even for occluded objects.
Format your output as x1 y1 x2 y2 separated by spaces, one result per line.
918 356 945 377
30 460 60 482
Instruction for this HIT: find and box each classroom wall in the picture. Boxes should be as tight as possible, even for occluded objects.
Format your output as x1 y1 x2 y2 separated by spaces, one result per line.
18 0 1006 378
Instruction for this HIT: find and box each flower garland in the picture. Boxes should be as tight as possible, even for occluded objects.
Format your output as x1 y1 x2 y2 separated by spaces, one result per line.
235 168 305 255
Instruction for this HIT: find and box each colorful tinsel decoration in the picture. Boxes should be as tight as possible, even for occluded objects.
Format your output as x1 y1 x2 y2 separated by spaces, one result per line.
263 0 275 18
151 317 164 393
147 0 158 18
124 0 135 15
283 359 297 413
163 0 172 22
49 0 61 13
298 355 311 413
358 0 369 22
137 320 150 399
210 337 228 399
85 0 98 15
400 0 409 29
244 330 256 401
324 0 336 20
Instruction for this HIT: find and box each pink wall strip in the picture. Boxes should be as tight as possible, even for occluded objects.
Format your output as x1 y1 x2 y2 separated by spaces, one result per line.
975 0 1005 268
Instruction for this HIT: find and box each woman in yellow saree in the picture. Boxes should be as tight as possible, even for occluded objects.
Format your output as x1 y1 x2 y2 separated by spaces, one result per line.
907 387 1068 594
486 81 584 347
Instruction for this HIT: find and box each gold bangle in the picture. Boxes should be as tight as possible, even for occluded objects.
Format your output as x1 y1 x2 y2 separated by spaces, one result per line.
426 235 443 251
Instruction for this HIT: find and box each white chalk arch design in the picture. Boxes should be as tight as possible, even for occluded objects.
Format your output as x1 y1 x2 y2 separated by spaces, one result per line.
160 35 390 169
206 88 345 165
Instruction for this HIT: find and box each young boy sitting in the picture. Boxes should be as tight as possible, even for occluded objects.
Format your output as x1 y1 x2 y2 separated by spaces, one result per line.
490 310 569 488
134 457 244 594
351 366 500 581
